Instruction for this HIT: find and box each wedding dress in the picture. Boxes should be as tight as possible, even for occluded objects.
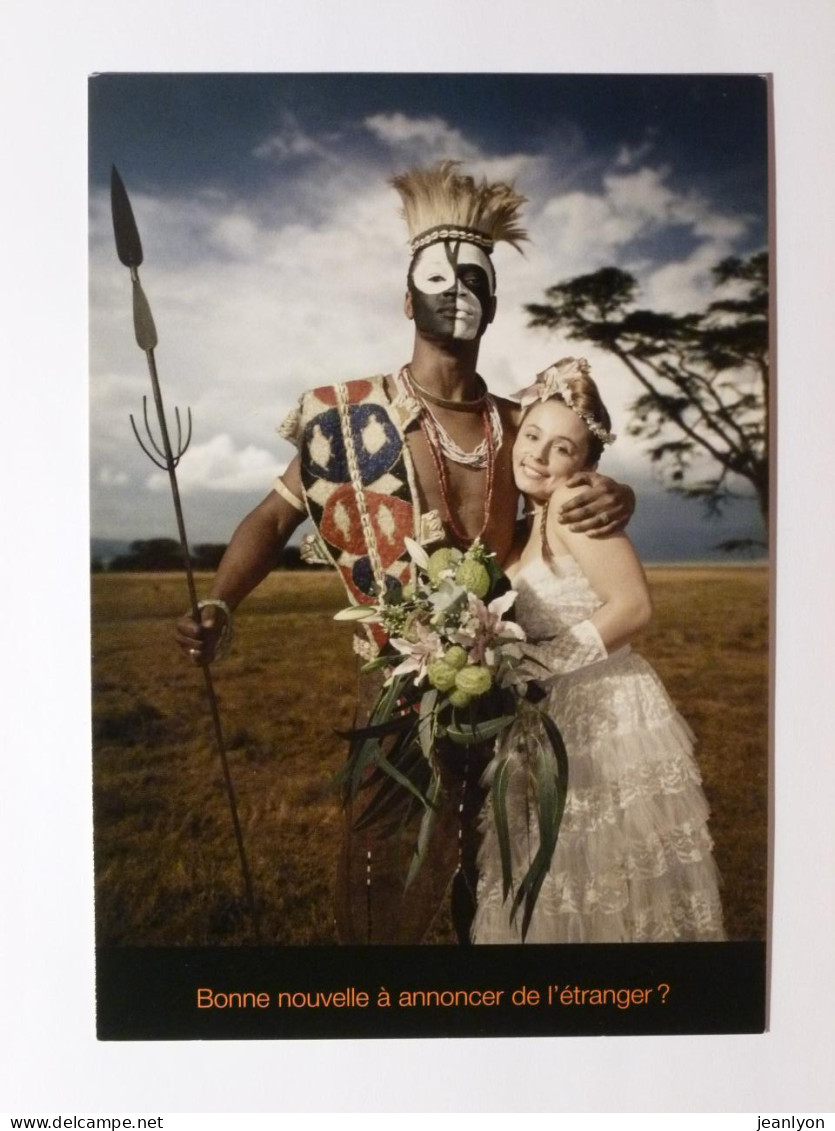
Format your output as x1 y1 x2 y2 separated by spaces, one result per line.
472 554 726 944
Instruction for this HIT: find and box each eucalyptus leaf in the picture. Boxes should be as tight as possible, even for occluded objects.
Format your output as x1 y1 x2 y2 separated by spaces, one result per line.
491 756 514 902
418 689 438 762
354 740 427 831
404 773 443 888
336 713 416 741
446 714 516 745
360 654 394 674
373 748 435 812
508 718 569 940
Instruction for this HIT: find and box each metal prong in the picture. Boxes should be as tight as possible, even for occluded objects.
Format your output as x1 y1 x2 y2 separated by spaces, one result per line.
174 405 193 460
130 413 169 470
142 395 168 462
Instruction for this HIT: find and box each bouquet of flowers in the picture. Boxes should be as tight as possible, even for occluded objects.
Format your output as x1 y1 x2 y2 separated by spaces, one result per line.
334 538 568 937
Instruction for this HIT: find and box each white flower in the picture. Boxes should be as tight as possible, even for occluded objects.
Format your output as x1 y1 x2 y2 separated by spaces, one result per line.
333 603 381 623
386 622 444 685
403 537 430 570
451 589 526 665
427 578 467 622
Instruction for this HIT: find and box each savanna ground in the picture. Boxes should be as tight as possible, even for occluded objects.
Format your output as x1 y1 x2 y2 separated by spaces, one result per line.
92 567 769 946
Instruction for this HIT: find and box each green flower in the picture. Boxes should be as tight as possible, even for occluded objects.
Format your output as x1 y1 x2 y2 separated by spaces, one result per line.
448 687 472 709
427 660 458 692
427 547 463 585
443 645 468 671
402 581 416 600
454 664 493 698
465 539 490 565
454 559 490 598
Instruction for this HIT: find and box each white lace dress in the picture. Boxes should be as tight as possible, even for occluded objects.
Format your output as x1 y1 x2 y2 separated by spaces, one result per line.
472 555 726 944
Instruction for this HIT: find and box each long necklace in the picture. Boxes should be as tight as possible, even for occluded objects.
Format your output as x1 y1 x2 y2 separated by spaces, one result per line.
419 393 496 545
399 366 503 470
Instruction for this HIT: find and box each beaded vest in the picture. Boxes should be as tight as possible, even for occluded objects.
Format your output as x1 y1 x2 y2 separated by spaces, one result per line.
279 376 444 654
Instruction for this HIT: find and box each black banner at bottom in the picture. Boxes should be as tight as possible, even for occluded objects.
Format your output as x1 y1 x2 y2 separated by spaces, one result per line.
96 942 765 1040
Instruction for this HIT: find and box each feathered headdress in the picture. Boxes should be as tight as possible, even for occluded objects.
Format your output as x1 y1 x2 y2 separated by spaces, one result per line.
391 160 528 256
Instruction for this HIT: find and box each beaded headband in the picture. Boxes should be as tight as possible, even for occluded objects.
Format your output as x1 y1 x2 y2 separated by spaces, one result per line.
409 225 495 255
391 161 528 258
511 358 616 447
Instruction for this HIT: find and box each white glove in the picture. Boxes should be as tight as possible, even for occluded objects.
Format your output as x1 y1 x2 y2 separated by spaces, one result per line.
514 619 607 683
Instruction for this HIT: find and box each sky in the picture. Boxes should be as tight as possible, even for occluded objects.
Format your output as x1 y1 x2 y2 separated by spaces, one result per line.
89 73 770 559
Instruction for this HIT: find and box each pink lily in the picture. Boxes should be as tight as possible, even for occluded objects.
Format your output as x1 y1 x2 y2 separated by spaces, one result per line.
453 590 526 665
386 621 444 685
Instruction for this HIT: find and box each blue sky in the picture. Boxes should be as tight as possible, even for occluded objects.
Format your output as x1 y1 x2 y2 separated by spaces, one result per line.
89 73 769 558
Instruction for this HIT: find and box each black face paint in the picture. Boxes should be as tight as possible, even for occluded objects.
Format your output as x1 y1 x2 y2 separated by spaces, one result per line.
408 240 495 343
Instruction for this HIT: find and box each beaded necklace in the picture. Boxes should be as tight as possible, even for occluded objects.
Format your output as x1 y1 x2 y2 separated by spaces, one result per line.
416 386 496 546
399 366 503 470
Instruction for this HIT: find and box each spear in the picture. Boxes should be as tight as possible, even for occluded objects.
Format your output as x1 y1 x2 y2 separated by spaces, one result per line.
110 165 261 942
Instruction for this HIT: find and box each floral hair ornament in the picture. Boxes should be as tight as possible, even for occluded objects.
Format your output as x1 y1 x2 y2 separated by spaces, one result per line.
511 357 616 447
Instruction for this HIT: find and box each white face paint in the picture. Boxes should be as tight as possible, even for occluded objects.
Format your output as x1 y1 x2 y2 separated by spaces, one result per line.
409 241 495 342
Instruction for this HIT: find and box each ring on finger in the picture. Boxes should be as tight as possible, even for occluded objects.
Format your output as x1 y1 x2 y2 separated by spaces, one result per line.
598 511 610 526
189 648 199 658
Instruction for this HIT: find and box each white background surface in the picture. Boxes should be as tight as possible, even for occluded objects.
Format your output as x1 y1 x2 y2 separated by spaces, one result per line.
2 0 834 1116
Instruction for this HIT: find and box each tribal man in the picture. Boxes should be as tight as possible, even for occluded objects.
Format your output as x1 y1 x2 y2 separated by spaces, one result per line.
176 161 635 944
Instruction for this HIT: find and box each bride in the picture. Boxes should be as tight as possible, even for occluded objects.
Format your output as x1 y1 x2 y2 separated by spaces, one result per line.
472 358 726 944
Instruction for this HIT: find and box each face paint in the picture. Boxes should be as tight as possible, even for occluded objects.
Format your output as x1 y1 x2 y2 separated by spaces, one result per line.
408 241 495 342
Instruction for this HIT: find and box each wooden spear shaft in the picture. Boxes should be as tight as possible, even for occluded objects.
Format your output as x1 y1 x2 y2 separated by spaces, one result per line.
112 167 261 942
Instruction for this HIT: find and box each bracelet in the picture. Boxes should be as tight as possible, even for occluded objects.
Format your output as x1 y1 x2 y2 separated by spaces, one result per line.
197 598 233 659
273 476 306 514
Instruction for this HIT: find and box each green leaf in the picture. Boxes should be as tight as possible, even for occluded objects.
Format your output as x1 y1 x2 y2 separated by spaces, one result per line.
540 712 569 827
360 654 394 674
335 736 382 803
404 773 443 889
353 741 427 832
446 714 516 745
373 747 435 812
335 712 415 742
491 756 514 902
418 689 438 762
509 714 570 940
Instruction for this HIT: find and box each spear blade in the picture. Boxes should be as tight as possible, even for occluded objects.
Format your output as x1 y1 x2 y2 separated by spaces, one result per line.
110 165 144 268
110 166 157 350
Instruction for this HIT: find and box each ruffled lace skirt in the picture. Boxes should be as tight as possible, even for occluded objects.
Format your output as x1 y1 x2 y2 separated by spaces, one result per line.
472 648 726 944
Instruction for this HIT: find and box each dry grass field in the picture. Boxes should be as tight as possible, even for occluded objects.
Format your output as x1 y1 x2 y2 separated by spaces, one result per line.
91 566 769 946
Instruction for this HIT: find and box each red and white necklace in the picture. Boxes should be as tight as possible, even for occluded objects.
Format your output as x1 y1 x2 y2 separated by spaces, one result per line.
398 366 499 544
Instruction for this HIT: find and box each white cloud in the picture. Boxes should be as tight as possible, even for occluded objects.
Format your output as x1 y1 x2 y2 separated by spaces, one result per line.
364 112 478 160
98 465 129 487
535 164 750 311
146 434 283 494
90 115 756 542
364 113 545 194
614 140 655 168
253 112 334 163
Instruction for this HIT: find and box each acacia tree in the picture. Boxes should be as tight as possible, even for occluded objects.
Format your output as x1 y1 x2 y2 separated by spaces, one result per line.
525 252 769 534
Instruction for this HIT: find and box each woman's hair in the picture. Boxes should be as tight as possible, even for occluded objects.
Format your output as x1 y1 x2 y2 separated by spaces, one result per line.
522 364 613 466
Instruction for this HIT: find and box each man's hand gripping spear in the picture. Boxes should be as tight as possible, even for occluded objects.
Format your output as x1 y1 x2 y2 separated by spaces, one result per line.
110 166 261 942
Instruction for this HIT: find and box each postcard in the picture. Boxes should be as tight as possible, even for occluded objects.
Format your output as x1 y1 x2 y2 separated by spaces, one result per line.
89 72 769 1040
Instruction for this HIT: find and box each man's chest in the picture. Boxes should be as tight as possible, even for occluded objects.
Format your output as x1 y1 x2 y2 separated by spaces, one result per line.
404 427 519 565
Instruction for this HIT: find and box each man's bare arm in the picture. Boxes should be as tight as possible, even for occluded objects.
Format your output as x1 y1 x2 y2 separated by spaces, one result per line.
175 459 307 662
556 470 636 537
